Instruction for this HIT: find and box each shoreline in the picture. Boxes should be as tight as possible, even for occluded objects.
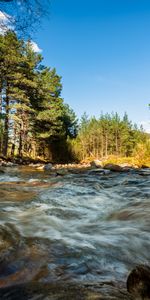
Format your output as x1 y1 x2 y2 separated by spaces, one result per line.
0 158 150 174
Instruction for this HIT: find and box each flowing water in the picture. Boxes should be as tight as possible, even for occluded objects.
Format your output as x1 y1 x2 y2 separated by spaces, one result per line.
0 166 150 299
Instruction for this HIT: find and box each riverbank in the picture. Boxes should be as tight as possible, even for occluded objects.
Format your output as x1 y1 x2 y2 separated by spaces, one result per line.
0 156 150 174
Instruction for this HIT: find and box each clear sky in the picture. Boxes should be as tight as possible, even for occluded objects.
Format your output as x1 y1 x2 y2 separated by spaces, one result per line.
35 0 150 131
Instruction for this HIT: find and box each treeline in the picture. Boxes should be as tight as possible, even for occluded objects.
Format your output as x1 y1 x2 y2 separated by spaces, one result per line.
71 112 148 161
0 31 77 161
0 31 149 163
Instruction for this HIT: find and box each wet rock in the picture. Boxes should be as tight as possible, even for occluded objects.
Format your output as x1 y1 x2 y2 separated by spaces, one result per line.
0 281 131 300
56 169 68 176
137 170 150 176
119 163 131 168
119 163 134 171
44 163 53 171
67 168 86 174
36 163 53 170
142 165 150 169
104 163 123 172
29 163 42 167
6 162 18 167
90 160 102 168
0 160 18 167
127 265 150 299
132 165 140 169
1 161 7 166
88 168 110 175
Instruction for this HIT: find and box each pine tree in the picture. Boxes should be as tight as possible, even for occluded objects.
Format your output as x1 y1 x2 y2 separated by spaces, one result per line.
0 31 24 156
71 112 147 161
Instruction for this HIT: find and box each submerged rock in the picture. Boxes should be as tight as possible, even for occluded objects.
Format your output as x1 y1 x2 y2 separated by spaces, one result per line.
127 265 150 299
104 163 123 172
88 168 111 175
56 169 69 176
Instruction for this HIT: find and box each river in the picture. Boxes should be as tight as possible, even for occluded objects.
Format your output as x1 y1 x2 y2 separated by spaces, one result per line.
0 166 150 299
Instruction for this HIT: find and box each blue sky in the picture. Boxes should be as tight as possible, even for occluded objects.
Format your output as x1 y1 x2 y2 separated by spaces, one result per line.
30 1 150 131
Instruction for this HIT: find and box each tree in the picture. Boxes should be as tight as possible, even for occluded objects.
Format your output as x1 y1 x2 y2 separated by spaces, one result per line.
61 104 78 139
0 30 25 156
71 112 147 161
0 0 50 36
0 30 71 160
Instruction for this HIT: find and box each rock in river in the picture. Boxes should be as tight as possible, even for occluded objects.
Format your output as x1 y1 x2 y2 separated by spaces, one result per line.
104 163 123 172
36 163 53 171
90 160 102 168
44 163 53 171
127 265 150 299
56 169 69 176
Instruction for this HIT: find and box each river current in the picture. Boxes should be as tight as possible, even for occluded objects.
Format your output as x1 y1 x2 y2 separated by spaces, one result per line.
0 166 150 299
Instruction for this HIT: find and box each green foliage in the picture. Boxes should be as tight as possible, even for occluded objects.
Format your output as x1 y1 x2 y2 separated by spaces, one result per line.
0 0 50 37
0 30 148 163
133 139 150 166
0 30 78 160
71 112 148 161
61 104 78 138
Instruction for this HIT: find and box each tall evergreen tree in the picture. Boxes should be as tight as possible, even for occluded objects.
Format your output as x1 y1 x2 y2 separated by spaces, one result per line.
0 30 78 161
0 31 24 156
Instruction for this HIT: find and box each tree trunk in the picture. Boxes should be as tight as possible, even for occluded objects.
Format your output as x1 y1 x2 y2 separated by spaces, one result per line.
0 89 3 154
11 143 15 157
105 132 108 157
3 90 9 157
115 131 118 155
18 121 23 157
101 134 104 157
11 125 16 158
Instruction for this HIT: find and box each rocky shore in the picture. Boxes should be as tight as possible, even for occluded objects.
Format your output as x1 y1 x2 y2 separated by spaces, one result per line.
0 157 149 174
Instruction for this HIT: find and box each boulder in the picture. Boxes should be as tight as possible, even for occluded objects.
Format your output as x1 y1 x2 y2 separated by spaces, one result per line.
127 265 150 299
104 163 123 172
90 160 102 168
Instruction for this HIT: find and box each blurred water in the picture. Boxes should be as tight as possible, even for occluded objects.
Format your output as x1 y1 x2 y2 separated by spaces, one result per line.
0 166 150 299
